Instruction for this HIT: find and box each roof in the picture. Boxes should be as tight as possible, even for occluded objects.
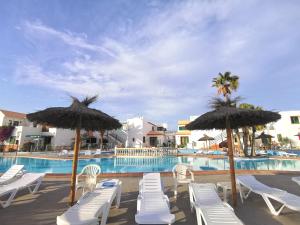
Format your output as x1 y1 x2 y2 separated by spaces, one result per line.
147 121 158 126
176 131 191 135
147 131 165 136
0 109 26 119
178 120 190 125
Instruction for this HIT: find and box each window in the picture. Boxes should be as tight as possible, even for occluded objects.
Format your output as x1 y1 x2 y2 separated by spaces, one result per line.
178 126 186 131
13 121 19 126
8 120 12 126
291 116 299 124
152 126 154 131
180 136 189 146
143 136 146 143
132 138 135 142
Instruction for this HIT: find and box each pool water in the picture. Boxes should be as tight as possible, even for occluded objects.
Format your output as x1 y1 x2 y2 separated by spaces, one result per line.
0 156 300 174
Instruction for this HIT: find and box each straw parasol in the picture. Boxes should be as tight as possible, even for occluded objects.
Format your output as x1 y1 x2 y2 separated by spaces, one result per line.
198 134 215 149
27 96 122 205
186 98 281 206
256 132 274 147
255 132 274 139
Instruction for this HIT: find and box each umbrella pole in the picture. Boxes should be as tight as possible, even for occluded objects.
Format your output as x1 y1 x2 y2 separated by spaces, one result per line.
70 128 80 205
226 119 237 207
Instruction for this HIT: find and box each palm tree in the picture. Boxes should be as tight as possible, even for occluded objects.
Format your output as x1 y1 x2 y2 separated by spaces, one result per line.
250 106 263 156
239 103 254 156
212 71 239 100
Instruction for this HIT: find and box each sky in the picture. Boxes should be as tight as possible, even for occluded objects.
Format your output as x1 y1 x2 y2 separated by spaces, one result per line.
0 0 300 130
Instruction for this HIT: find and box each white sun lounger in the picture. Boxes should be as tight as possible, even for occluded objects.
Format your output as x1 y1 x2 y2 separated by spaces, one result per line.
135 173 175 225
0 173 45 208
189 183 244 225
292 177 300 186
237 175 300 215
139 173 164 194
57 179 122 225
0 165 25 185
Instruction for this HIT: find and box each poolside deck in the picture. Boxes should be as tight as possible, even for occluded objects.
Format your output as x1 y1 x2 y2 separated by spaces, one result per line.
1 173 300 225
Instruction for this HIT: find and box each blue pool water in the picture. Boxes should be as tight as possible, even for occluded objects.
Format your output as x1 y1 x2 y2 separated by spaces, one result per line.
1 156 300 173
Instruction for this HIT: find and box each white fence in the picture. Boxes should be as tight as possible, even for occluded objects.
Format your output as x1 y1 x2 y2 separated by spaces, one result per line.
114 147 178 157
114 156 179 167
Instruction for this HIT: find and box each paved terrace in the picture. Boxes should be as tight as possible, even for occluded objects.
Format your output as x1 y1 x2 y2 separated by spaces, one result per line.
1 173 300 225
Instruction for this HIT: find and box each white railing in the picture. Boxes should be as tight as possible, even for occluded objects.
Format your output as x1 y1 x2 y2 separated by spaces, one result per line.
113 156 179 167
114 147 178 157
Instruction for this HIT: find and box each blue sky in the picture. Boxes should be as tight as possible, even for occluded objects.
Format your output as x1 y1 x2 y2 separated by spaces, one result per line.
0 0 300 129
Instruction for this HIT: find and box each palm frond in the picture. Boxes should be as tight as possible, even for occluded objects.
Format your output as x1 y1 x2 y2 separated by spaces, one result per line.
81 95 98 106
209 96 242 109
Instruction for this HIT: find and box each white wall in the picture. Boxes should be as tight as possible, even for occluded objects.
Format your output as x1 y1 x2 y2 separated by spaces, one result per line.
126 117 144 147
12 126 42 149
266 111 300 148
0 113 28 126
49 128 75 147
0 111 4 126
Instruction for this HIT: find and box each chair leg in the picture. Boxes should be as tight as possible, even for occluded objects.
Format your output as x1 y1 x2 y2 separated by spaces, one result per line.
174 181 178 199
262 195 285 216
32 178 43 193
0 189 18 208
195 207 203 225
116 185 122 208
100 202 110 225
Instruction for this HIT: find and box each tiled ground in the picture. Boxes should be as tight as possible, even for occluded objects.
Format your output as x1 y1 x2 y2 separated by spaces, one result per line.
1 174 300 225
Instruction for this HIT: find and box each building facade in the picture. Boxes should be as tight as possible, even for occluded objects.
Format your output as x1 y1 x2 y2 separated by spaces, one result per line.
124 117 175 148
175 116 224 149
265 111 300 148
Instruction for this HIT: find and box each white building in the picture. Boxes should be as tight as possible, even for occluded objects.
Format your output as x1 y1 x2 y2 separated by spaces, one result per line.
265 111 300 148
175 116 224 149
124 117 175 148
0 109 28 127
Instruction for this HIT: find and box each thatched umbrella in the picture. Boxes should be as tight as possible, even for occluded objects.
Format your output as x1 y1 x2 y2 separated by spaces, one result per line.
186 102 281 206
27 96 122 205
256 132 274 147
219 140 228 148
255 132 274 139
198 134 215 149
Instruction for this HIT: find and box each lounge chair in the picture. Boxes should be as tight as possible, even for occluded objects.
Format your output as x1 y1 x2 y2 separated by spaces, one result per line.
139 173 164 194
0 173 45 208
84 150 92 156
57 179 122 225
0 165 25 185
76 164 101 195
189 183 244 225
59 150 69 157
93 149 102 156
135 173 175 225
172 164 194 198
237 175 300 215
292 177 300 186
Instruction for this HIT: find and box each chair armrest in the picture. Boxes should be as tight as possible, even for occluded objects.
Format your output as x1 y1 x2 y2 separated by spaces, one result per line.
76 173 84 185
188 169 195 181
172 166 176 179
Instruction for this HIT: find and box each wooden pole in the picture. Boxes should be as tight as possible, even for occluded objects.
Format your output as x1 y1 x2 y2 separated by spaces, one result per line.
69 128 80 205
226 118 237 207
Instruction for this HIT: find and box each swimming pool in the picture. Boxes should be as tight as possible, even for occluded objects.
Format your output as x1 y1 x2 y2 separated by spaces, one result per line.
1 156 300 173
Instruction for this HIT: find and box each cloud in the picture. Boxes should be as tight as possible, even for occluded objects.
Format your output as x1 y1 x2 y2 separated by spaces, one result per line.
15 0 300 126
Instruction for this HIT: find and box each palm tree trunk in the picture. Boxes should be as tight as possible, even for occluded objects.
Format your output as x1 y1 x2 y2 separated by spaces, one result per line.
99 130 105 150
251 127 256 156
242 127 249 157
234 128 243 156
